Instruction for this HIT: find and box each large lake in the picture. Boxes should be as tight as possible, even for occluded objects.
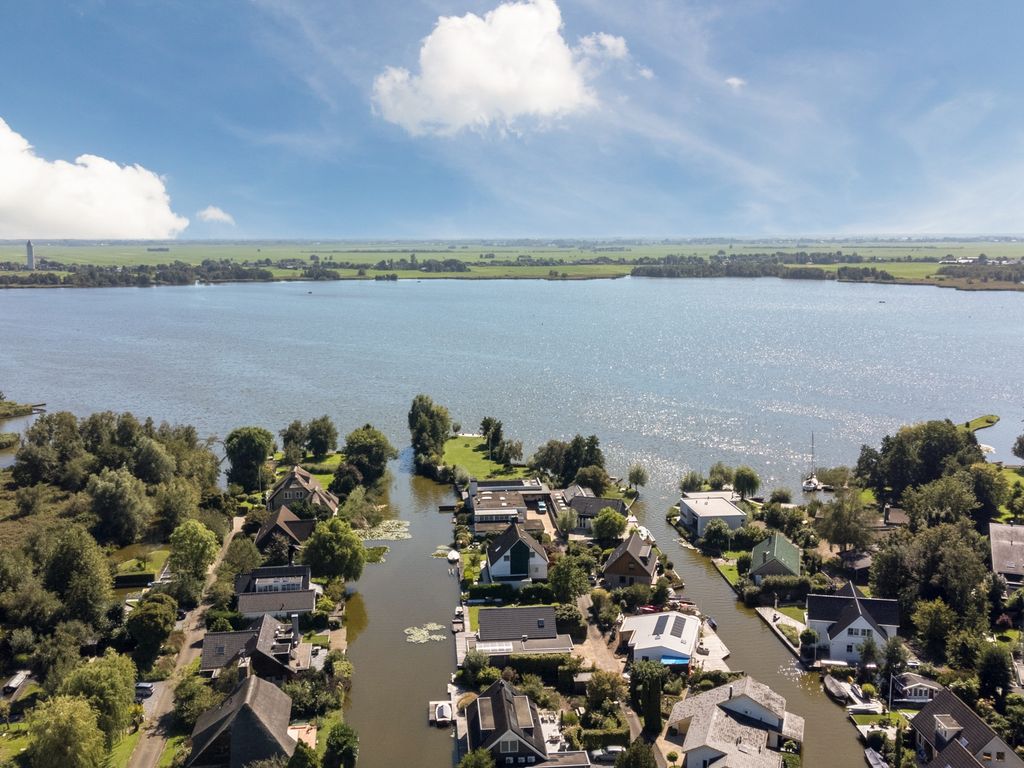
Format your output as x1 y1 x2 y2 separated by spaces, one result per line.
2 277 1023 768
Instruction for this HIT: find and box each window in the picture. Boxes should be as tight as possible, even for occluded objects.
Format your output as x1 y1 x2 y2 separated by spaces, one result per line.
503 555 510 562
847 628 856 636
518 759 526 765
505 759 513 765
527 758 535 764
847 645 854 653
500 740 517 754
997 752 1006 760
982 753 992 761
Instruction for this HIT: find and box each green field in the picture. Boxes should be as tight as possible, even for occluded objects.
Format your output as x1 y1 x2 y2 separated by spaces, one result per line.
443 436 526 480
114 546 170 575
273 451 343 489
963 414 999 432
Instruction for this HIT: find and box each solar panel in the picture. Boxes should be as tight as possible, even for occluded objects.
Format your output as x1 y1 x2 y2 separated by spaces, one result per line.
653 615 669 635
513 696 533 729
478 697 495 730
476 642 515 655
670 616 685 638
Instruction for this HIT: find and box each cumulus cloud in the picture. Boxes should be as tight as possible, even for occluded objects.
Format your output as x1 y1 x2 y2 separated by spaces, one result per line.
725 76 747 90
196 205 236 226
0 117 188 238
373 0 612 135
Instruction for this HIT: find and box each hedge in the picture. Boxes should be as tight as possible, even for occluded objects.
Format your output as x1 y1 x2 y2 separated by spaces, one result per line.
506 653 571 683
581 727 630 749
114 573 156 588
519 583 555 604
467 583 516 602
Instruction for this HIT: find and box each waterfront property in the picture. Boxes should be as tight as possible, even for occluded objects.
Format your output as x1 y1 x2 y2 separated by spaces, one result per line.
666 676 804 767
910 687 1024 767
469 606 574 661
618 611 700 667
990 522 1024 592
199 614 313 683
466 679 591 768
467 478 555 537
234 564 318 619
805 583 899 664
483 522 549 586
892 672 942 706
266 465 339 516
602 532 658 587
749 533 801 584
254 506 317 553
186 676 297 768
566 493 627 532
678 494 747 537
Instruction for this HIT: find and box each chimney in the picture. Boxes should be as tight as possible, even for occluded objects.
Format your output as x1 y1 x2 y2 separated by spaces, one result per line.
290 613 300 646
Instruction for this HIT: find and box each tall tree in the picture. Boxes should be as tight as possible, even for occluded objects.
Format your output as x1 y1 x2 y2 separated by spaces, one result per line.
126 593 178 662
458 749 496 768
555 509 578 537
586 670 626 711
280 420 309 455
678 471 704 494
303 518 366 581
61 649 137 748
574 465 610 496
168 519 219 581
25 695 107 768
224 426 274 492
630 660 667 733
44 526 113 627
627 463 648 491
978 644 1013 706
913 598 957 660
548 555 590 604
1014 434 1024 462
707 462 733 491
733 465 760 499
343 424 397 486
87 466 153 545
306 415 338 460
153 476 201 537
323 722 359 768
817 492 873 552
614 739 658 768
591 507 627 542
131 436 177 485
902 472 979 527
408 395 451 473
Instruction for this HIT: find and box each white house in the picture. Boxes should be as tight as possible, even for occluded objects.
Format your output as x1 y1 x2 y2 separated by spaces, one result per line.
484 523 548 585
678 495 747 538
805 583 899 664
618 612 700 668
893 672 942 705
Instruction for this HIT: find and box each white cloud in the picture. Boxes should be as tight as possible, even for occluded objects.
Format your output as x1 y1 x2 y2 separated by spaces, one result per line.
373 0 607 136
196 205 236 226
0 117 188 238
725 76 746 90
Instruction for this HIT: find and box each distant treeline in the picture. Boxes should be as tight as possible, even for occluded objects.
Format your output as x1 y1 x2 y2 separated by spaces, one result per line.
0 259 274 287
938 263 1024 283
631 254 833 280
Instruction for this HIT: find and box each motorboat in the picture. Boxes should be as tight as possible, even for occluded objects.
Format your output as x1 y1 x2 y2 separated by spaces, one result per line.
434 702 453 726
446 549 461 563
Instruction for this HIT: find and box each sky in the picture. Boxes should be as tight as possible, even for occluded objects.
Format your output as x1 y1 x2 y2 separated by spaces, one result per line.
0 0 1022 239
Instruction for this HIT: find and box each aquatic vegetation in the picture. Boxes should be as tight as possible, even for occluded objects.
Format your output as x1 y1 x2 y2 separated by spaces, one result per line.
358 519 411 541
404 622 447 643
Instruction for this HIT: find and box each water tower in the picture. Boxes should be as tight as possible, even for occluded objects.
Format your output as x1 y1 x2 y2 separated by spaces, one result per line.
25 240 34 270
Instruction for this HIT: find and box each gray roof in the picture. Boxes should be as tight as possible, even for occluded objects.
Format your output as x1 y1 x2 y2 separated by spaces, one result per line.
466 680 547 758
187 676 296 768
254 506 317 549
200 615 310 675
990 523 1024 578
603 532 657 577
805 582 899 633
911 688 1011 766
487 523 548 567
478 606 558 642
237 590 317 616
568 495 626 519
896 673 942 691
234 565 311 594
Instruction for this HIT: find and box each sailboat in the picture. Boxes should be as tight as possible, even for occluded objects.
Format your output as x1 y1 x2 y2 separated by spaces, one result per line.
802 433 824 492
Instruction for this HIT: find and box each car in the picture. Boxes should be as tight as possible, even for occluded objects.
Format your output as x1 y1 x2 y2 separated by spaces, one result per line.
135 682 155 699
176 609 187 621
590 746 625 763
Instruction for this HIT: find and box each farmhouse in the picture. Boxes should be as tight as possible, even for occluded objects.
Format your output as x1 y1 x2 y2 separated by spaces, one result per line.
199 615 313 683
910 688 1024 767
469 606 574 662
234 565 318 620
567 495 627 531
254 506 317 553
266 466 339 516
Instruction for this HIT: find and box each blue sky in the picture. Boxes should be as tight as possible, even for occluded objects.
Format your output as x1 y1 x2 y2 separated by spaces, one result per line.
0 0 1022 238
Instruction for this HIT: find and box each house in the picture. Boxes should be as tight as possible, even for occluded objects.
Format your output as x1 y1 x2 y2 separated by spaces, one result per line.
678 496 747 538
805 583 899 664
469 606 574 662
910 688 1024 767
666 676 805 767
484 523 549 585
618 611 700 667
893 672 942 706
602 532 658 587
234 565 317 620
266 466 339 516
254 506 317 553
749 533 801 584
990 522 1024 592
567 495 627 531
466 679 590 768
186 676 296 768
199 615 312 683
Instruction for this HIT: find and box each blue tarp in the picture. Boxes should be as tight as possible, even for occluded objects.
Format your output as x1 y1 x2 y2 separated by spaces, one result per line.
661 655 690 665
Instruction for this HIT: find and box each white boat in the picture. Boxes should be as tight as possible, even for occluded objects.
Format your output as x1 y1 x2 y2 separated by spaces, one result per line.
446 550 461 563
635 525 655 542
434 702 453 726
802 433 824 492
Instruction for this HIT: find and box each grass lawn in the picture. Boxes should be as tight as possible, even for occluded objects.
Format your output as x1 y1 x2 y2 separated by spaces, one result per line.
722 550 747 561
782 754 801 768
303 631 331 648
461 551 483 583
468 605 481 631
0 722 30 762
996 628 1022 649
109 730 143 768
778 623 799 647
859 487 877 507
777 606 805 623
157 734 187 767
114 546 170 575
715 562 740 586
317 709 344 757
963 414 1000 432
274 451 344 489
851 712 910 728
443 436 526 480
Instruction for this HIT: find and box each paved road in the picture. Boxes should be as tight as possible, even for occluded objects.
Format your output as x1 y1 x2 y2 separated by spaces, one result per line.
126 516 244 768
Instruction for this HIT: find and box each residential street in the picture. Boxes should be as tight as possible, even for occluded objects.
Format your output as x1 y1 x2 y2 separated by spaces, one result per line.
126 516 244 768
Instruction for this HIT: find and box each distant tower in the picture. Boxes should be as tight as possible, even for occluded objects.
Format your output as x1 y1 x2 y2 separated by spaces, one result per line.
25 240 34 270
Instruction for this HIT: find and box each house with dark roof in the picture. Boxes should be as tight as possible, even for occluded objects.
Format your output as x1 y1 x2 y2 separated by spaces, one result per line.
484 523 549 585
749 533 801 584
466 679 590 768
567 495 627 532
666 676 804 767
267 466 339 516
893 672 942 706
990 522 1024 592
602 532 658 587
186 676 296 768
234 565 317 620
254 506 317 553
804 583 899 664
199 615 312 683
910 688 1024 767
468 606 573 661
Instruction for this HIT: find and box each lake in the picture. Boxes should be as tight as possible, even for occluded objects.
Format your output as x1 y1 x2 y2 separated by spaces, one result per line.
2 276 1023 768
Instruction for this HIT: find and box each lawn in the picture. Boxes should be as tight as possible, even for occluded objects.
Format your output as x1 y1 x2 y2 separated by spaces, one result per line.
850 712 910 728
114 546 170 575
963 414 1000 432
0 722 30 762
715 561 740 586
303 631 331 648
274 451 343 489
996 628 1022 650
468 605 481 631
157 734 187 767
777 606 805 623
461 551 483 583
443 436 526 480
778 623 800 647
317 709 344 757
109 729 143 768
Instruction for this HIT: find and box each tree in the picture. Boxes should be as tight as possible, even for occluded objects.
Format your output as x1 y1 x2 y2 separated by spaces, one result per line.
289 742 322 768
25 695 106 768
902 472 979 527
701 518 731 553
153 477 201 537
913 598 957 660
630 660 667 733
817 492 872 552
880 637 909 695
548 556 590 604
586 669 626 710
969 462 1009 521
323 722 359 768
679 471 704 494
130 436 177 485
44 526 113 627
857 634 880 669
1013 434 1024 462
0 699 9 731
169 519 219 581
628 464 648 491
306 415 338 459
555 508 578 537
303 518 366 581
408 395 451 473
329 463 363 501
458 748 496 768
480 418 504 460
222 536 264 575
280 420 309 455
87 466 153 545
733 466 760 499
173 673 220 730
338 487 384 529
264 533 294 567
126 592 178 662
343 424 397 486
61 649 137 748
946 628 983 670
707 462 733 491
979 644 1013 705
574 464 610 496
614 739 657 768
224 426 274 492
592 507 627 542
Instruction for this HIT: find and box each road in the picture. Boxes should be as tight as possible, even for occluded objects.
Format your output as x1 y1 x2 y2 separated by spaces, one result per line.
127 516 244 768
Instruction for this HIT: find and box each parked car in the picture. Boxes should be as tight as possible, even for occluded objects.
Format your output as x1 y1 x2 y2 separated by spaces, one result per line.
590 746 625 764
176 609 187 620
135 682 155 699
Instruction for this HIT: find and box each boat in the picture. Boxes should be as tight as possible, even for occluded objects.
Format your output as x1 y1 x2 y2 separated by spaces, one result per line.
823 674 850 702
434 702 453 726
635 525 654 542
802 433 824 492
864 747 889 768
446 550 461 563
705 616 718 630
